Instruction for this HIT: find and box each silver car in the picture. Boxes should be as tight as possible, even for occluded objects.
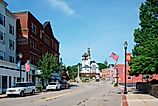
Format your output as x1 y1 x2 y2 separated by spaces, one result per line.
46 82 61 91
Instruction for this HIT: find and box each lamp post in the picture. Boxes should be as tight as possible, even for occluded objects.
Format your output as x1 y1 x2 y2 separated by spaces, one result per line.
124 41 128 94
77 63 81 82
59 58 63 79
19 53 23 82
60 58 63 71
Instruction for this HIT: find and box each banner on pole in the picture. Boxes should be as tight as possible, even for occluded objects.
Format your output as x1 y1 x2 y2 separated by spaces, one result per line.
25 60 30 72
126 53 131 62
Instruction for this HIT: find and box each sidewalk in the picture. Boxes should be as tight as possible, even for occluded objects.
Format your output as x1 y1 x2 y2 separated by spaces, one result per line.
119 86 158 106
125 93 158 106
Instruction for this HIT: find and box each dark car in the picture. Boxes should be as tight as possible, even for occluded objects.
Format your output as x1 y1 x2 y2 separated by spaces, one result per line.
60 80 70 89
96 78 100 82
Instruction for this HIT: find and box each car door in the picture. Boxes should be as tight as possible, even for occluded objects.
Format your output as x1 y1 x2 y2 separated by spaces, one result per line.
57 82 61 89
27 83 33 93
23 83 29 93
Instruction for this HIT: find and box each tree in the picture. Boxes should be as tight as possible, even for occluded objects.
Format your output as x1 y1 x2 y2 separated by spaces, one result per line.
38 53 58 83
67 65 78 80
97 63 107 71
129 0 158 75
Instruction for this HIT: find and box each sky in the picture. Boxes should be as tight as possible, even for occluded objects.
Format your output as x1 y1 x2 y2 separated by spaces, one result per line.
5 0 145 66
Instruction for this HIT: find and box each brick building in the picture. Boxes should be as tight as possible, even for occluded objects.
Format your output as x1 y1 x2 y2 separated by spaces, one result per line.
117 64 158 86
14 11 60 84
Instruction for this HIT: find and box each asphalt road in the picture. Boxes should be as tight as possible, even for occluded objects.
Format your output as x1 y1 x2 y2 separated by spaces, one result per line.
0 80 121 106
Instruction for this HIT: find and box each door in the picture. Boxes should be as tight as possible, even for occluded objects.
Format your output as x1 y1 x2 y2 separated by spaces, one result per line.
2 76 7 93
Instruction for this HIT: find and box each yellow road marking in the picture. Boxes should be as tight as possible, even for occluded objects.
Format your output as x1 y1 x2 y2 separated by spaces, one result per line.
33 88 82 103
39 92 72 102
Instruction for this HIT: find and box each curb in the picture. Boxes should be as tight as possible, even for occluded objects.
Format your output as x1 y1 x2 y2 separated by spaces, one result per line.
122 94 128 106
117 86 128 106
0 95 7 99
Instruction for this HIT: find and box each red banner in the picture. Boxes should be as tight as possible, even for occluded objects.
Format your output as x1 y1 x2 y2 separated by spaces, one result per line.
126 53 131 62
25 60 30 72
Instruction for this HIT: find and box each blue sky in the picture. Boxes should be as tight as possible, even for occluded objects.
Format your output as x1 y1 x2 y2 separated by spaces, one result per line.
5 0 145 66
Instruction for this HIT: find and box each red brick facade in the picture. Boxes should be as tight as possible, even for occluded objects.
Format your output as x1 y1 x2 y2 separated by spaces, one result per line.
14 11 60 65
117 64 158 84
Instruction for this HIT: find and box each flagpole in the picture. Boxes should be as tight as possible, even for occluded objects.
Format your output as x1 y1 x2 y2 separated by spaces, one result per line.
114 60 118 86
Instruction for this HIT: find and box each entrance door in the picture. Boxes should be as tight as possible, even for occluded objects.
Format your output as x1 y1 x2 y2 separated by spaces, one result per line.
9 76 11 88
2 76 7 93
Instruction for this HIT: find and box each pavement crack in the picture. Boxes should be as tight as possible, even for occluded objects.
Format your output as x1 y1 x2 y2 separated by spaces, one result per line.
104 99 108 102
77 98 88 105
77 102 82 105
41 97 46 99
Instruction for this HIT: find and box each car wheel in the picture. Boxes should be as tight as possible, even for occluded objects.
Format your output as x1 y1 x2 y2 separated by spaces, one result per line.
20 91 25 97
31 90 35 95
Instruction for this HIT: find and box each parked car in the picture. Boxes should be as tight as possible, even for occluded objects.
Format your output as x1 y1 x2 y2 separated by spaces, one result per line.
46 82 61 91
6 82 36 97
96 78 100 82
60 80 70 89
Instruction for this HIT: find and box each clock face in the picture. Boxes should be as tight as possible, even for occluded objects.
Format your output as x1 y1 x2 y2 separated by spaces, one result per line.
92 64 96 70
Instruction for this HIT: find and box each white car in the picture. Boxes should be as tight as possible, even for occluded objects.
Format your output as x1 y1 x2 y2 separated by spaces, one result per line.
46 82 61 91
6 82 36 97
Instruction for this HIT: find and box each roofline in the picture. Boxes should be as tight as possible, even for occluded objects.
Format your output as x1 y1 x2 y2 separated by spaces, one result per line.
0 0 8 7
13 11 29 14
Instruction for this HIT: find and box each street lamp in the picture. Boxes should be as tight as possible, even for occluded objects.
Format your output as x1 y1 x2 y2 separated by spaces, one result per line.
19 53 23 82
77 63 81 82
124 41 128 94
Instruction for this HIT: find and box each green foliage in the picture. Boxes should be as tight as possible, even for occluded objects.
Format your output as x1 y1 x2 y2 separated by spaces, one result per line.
108 64 115 68
130 0 158 75
38 53 58 82
67 65 78 80
97 63 107 71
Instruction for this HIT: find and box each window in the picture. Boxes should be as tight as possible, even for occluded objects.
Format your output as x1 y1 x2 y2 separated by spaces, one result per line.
44 36 51 46
9 24 14 35
13 77 16 85
0 13 5 26
55 44 58 51
31 23 36 34
9 56 14 63
40 30 43 39
30 38 37 49
9 39 14 50
0 50 5 60
0 31 4 42
128 77 131 80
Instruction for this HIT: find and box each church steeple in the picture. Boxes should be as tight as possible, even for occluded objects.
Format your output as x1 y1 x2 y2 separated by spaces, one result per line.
88 48 91 59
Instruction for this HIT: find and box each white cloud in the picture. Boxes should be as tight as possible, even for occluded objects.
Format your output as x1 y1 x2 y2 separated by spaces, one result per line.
48 0 75 15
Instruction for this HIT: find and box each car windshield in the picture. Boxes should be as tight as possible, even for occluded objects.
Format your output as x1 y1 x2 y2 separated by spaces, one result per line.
49 82 57 85
14 83 27 87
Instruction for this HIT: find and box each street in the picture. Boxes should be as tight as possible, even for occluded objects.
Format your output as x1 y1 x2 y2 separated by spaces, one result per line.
0 80 121 106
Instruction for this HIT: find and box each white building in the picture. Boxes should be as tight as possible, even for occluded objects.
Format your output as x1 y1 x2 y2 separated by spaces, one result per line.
0 0 26 94
80 48 100 77
0 0 16 63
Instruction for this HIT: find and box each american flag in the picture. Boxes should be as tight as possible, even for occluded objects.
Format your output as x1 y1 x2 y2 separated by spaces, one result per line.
110 52 119 61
